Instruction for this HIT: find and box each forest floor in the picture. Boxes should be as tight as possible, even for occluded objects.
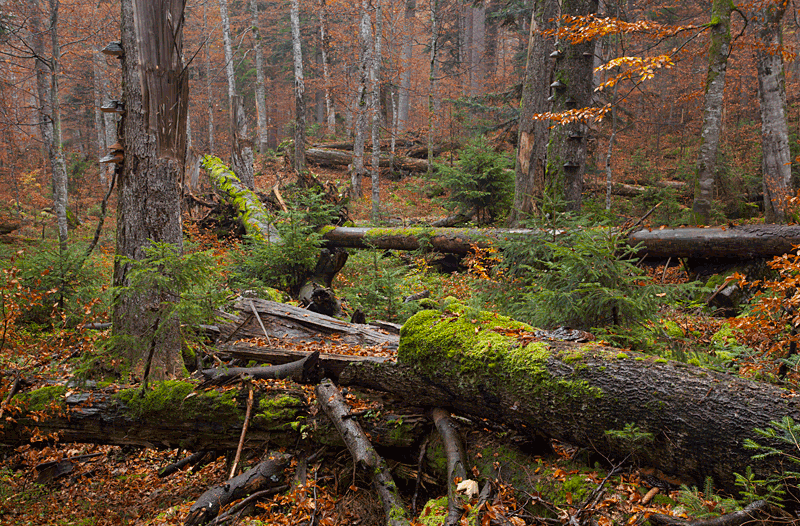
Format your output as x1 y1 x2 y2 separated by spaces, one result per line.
0 155 794 526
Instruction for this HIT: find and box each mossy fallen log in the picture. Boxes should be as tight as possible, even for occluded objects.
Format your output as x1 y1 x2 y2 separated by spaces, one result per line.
200 155 278 242
338 304 800 494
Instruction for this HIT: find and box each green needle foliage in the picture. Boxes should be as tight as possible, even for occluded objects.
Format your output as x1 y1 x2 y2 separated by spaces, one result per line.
433 137 513 224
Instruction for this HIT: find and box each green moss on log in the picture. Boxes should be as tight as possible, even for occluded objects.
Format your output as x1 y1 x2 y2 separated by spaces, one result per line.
17 385 68 412
115 381 238 421
398 304 602 401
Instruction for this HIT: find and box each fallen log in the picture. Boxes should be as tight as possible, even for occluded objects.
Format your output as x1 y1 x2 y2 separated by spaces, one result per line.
184 452 291 526
305 148 429 173
200 155 278 242
585 180 688 197
221 297 398 349
198 351 321 386
322 224 800 260
431 408 469 526
337 304 800 494
316 379 412 526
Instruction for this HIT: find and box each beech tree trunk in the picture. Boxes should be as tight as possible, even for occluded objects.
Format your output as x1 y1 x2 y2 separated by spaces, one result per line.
113 0 187 379
220 0 255 189
370 0 383 221
427 0 439 176
351 0 372 197
511 0 558 225
290 0 306 172
203 4 215 153
693 0 733 225
319 0 335 136
31 0 68 253
756 0 792 223
250 0 269 155
397 0 416 134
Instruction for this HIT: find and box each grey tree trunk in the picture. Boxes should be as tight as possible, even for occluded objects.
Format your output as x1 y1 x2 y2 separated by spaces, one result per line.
250 0 269 155
290 0 306 172
370 0 384 222
427 0 439 176
547 0 599 212
319 0 335 136
220 0 255 188
510 0 558 225
92 51 109 185
692 0 733 225
31 0 68 253
397 0 416 135
113 0 186 379
351 0 372 197
756 0 792 223
469 4 485 97
203 4 215 153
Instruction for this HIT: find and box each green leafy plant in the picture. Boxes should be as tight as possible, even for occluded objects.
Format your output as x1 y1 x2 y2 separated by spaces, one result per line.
433 137 513 224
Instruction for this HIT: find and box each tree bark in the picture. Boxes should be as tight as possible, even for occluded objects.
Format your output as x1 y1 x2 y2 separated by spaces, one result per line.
203 3 215 153
316 379 412 526
318 0 335 136
370 0 383 222
250 0 269 155
339 307 800 493
351 0 372 197
306 147 429 172
756 0 792 223
290 0 306 172
693 0 733 225
511 0 558 225
547 0 599 212
113 0 186 379
397 0 416 135
427 0 439 176
220 0 255 189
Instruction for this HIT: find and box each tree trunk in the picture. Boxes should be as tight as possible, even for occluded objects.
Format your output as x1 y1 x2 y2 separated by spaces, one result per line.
113 0 186 379
203 3 215 153
397 0 416 135
469 4 485 97
370 0 383 222
290 0 306 172
692 0 733 225
511 0 558 225
250 0 269 155
220 0 255 189
318 0 335 136
339 307 800 493
351 0 372 197
427 0 439 176
756 0 792 223
547 0 598 212
31 0 68 253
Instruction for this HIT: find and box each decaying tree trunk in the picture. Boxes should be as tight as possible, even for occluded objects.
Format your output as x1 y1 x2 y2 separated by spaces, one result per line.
316 379 412 526
185 453 291 526
306 147 428 173
339 306 800 493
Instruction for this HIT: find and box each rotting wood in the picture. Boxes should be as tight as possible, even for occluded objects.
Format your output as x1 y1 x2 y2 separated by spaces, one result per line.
184 452 291 526
305 147 429 173
648 499 790 526
337 306 800 494
431 408 468 526
220 297 398 349
315 378 412 526
198 351 321 386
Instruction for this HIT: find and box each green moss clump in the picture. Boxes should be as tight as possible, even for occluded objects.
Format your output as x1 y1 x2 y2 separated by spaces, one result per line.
18 385 67 412
418 497 448 526
417 298 439 311
711 324 739 347
399 304 602 401
616 353 629 360
253 393 304 429
115 381 237 420
663 321 685 339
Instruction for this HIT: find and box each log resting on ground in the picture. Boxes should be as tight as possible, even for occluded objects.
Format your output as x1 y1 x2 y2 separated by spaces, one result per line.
184 452 291 526
323 224 800 260
316 379 411 526
338 304 800 493
198 351 321 386
305 147 428 173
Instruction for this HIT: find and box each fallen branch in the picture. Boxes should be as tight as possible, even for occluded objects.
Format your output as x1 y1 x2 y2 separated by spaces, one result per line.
647 500 791 526
198 351 321 386
431 408 469 526
184 452 291 526
315 378 411 526
159 450 210 478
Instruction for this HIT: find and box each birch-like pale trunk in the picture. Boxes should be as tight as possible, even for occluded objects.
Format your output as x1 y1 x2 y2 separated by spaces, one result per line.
319 0 335 136
692 0 733 225
32 0 68 253
250 0 269 155
756 0 792 223
351 0 372 197
203 4 215 153
290 0 306 172
370 0 383 222
220 0 255 188
427 0 439 176
397 0 415 134
92 51 109 185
